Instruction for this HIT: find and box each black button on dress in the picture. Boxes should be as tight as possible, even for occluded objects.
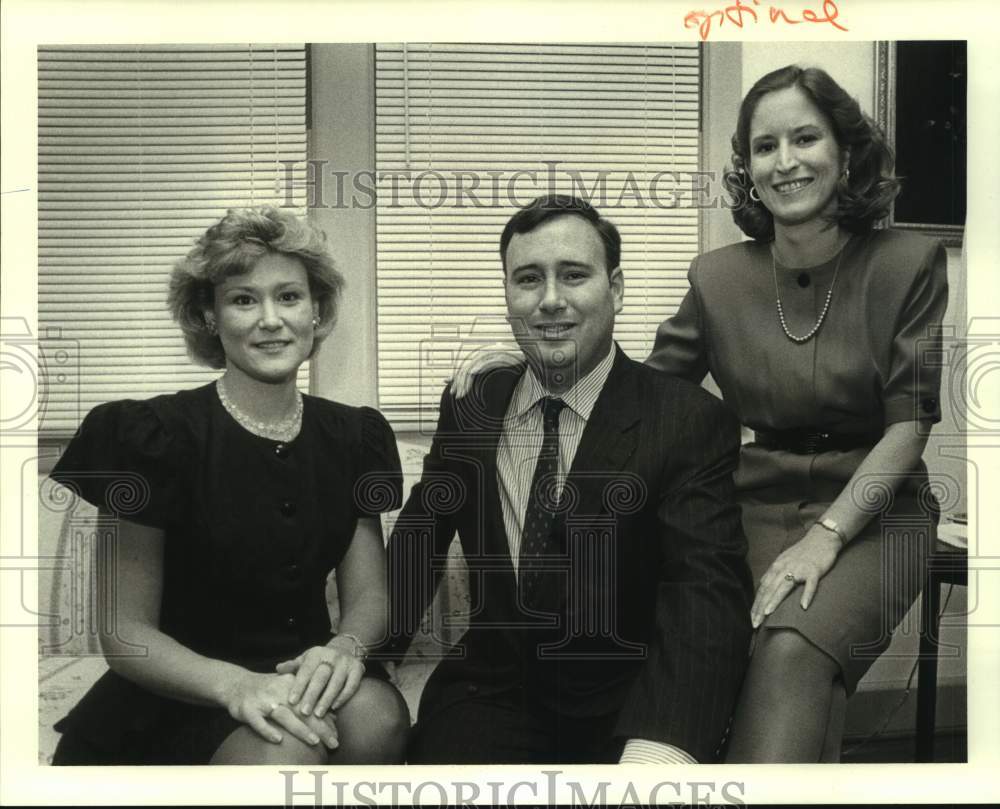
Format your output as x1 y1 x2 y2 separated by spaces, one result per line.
48 382 403 763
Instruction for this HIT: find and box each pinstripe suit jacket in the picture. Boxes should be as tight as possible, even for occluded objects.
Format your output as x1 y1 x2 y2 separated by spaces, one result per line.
386 347 753 761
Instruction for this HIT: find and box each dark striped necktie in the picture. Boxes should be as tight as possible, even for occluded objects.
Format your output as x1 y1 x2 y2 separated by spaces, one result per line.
517 396 566 611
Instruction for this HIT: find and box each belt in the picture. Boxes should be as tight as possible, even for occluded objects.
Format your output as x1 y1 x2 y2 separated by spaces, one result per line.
753 428 881 455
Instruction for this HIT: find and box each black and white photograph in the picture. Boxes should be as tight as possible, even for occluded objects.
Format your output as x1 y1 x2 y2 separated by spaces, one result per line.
2 0 996 805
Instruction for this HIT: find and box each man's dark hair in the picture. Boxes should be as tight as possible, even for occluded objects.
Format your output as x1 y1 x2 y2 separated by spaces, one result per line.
499 194 622 275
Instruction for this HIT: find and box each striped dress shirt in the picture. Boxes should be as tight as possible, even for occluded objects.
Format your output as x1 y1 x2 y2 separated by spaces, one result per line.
495 343 697 765
497 344 615 578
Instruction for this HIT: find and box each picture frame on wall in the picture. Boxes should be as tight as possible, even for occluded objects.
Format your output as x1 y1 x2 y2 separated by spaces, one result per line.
875 40 966 247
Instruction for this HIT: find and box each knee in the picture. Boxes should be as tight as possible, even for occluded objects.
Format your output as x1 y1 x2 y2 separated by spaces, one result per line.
336 680 410 753
211 726 329 766
753 629 838 677
267 734 330 766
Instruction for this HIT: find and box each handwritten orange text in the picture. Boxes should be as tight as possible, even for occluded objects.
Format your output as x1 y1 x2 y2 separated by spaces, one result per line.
684 0 848 41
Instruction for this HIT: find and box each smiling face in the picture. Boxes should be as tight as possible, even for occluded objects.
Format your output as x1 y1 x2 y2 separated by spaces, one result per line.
504 214 623 392
748 85 848 230
209 252 318 385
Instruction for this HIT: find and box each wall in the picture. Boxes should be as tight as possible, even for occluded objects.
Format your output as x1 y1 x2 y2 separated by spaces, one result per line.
742 41 876 111
309 45 379 408
700 43 744 254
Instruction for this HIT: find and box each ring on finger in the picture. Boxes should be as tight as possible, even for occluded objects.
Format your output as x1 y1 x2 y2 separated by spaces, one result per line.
784 573 796 582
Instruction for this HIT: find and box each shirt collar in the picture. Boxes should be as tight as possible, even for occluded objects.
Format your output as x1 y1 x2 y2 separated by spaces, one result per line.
509 343 617 423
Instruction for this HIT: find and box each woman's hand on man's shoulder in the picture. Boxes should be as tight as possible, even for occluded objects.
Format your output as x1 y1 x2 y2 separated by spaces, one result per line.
449 341 523 399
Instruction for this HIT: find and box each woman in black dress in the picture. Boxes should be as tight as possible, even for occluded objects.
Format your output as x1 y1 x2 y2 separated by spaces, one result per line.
50 206 410 765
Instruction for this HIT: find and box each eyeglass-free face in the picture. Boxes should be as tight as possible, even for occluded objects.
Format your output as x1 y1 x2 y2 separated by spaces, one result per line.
210 253 319 386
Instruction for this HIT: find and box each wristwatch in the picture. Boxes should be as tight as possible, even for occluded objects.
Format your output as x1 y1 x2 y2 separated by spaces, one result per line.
334 632 369 661
815 517 847 546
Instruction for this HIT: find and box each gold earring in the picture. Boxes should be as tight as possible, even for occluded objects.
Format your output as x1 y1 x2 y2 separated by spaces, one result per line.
204 319 217 336
312 317 320 328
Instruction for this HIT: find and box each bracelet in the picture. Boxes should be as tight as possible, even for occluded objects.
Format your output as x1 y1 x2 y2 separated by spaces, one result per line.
815 517 847 547
333 632 368 661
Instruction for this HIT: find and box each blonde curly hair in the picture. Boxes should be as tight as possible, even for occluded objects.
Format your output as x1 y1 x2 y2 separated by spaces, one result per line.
168 207 344 368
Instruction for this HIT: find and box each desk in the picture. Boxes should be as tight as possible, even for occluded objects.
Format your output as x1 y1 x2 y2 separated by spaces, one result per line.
915 538 967 762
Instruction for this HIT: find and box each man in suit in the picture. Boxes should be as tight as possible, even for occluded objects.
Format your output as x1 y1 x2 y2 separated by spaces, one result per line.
386 194 752 764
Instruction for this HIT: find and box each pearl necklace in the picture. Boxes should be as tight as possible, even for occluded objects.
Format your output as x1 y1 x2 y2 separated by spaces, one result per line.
216 378 303 442
771 242 846 344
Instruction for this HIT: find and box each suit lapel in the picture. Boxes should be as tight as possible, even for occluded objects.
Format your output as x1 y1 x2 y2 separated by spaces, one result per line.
463 363 544 638
564 347 643 514
462 350 643 632
467 349 642 536
459 362 521 566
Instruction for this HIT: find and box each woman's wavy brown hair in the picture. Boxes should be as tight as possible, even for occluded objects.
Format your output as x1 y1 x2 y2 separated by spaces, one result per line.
724 65 900 243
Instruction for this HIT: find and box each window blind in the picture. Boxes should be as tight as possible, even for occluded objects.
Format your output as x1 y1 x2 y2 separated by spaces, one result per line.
38 44 308 436
374 43 702 427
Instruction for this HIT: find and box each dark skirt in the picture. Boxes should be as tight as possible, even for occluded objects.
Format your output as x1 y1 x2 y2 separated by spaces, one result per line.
737 445 937 695
52 662 393 765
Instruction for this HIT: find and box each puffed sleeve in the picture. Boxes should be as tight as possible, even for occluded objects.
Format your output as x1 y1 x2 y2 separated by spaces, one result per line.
352 406 404 517
646 256 710 383
48 399 186 530
882 240 949 427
